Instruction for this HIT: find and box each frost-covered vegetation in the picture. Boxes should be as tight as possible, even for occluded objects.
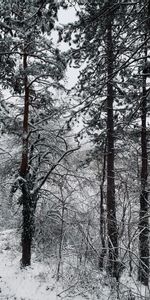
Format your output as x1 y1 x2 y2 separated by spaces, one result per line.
0 0 150 299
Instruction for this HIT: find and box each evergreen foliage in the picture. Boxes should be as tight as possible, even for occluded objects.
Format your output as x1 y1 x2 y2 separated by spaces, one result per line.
0 0 149 298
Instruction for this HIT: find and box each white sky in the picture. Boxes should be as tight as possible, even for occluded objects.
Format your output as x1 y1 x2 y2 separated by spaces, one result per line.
58 6 77 25
57 7 80 88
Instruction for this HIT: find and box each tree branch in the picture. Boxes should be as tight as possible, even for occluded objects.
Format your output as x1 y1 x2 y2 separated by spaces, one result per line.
33 147 79 195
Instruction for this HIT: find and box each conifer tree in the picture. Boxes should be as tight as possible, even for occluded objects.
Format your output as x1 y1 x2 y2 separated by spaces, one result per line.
63 0 150 281
0 0 70 267
138 0 149 286
63 0 121 278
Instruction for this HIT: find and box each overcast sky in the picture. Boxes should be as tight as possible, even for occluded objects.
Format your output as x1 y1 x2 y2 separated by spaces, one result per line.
57 7 80 88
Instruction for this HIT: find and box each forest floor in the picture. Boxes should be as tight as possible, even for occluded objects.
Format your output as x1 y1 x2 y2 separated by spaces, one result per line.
0 229 150 300
0 229 84 300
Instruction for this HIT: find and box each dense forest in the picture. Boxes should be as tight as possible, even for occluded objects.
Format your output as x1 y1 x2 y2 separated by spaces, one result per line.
0 0 150 299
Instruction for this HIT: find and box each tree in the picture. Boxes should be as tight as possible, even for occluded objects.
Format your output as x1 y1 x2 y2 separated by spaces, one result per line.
105 3 118 277
63 0 122 278
0 0 78 267
138 0 149 286
62 0 150 282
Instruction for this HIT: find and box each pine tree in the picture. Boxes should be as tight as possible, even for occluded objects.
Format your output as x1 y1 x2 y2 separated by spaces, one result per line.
105 2 118 277
63 0 123 278
0 0 72 267
63 0 150 281
138 0 149 286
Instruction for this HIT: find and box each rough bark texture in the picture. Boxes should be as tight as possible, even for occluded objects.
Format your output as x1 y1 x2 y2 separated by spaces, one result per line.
21 188 33 267
138 49 149 286
106 14 119 279
20 51 29 177
20 50 33 267
99 142 107 270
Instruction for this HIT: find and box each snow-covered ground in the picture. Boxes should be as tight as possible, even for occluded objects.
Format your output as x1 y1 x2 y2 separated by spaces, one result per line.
0 229 84 300
0 229 149 300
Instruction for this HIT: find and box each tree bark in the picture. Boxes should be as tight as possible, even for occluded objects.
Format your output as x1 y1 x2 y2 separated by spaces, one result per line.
106 14 119 279
20 51 29 177
21 187 33 267
99 141 107 270
20 49 33 267
138 40 149 286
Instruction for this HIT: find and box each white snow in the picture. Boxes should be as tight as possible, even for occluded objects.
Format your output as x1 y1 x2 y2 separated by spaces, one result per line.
0 229 149 300
0 229 85 300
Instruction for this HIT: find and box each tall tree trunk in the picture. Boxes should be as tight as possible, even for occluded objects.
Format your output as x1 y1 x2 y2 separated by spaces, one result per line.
20 51 29 178
99 141 107 270
21 188 33 267
20 49 32 267
138 37 149 286
57 186 65 281
106 14 119 279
